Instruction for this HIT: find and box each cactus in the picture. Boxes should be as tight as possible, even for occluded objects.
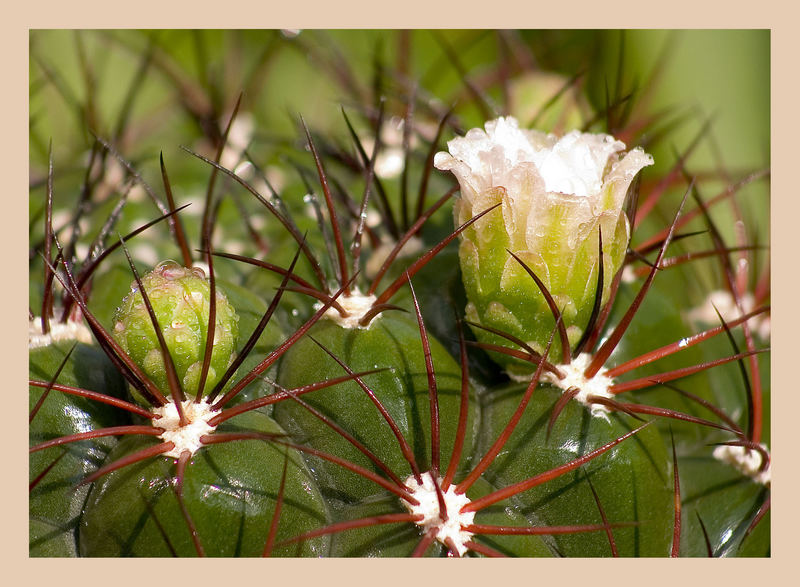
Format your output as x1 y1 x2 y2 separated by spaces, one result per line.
30 30 769 557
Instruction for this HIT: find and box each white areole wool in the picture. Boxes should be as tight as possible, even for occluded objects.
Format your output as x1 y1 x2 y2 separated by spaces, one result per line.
152 399 217 459
402 472 475 556
320 288 378 329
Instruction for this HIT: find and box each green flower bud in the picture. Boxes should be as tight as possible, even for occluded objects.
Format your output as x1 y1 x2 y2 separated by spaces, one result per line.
434 116 653 375
112 260 239 398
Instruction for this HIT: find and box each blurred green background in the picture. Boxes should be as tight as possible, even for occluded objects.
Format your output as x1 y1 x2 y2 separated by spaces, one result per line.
29 30 769 164
29 29 769 289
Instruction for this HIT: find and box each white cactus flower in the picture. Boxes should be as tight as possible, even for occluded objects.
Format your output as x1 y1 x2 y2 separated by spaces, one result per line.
435 116 653 374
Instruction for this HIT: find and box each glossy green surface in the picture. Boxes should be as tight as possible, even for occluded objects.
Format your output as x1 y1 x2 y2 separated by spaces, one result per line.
29 342 128 556
79 409 330 557
326 477 554 557
678 450 770 557
276 313 480 503
479 383 673 557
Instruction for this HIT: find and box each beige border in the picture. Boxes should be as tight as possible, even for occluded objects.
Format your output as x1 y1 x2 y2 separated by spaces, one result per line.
10 2 791 585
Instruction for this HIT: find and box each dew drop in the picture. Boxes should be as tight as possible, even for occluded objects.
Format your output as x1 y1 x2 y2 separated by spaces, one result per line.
156 259 183 278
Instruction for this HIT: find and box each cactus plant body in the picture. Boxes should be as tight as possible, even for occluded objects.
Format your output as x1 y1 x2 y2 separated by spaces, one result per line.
29 29 770 558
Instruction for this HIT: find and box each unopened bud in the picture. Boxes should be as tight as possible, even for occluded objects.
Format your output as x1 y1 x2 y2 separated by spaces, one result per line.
112 260 239 398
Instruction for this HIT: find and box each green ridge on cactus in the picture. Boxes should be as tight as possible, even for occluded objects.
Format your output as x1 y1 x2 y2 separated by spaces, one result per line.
29 342 128 556
479 383 673 557
79 410 331 557
275 314 481 503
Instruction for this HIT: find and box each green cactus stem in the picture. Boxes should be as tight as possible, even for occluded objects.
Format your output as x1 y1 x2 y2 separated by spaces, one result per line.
275 313 480 502
79 409 331 557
